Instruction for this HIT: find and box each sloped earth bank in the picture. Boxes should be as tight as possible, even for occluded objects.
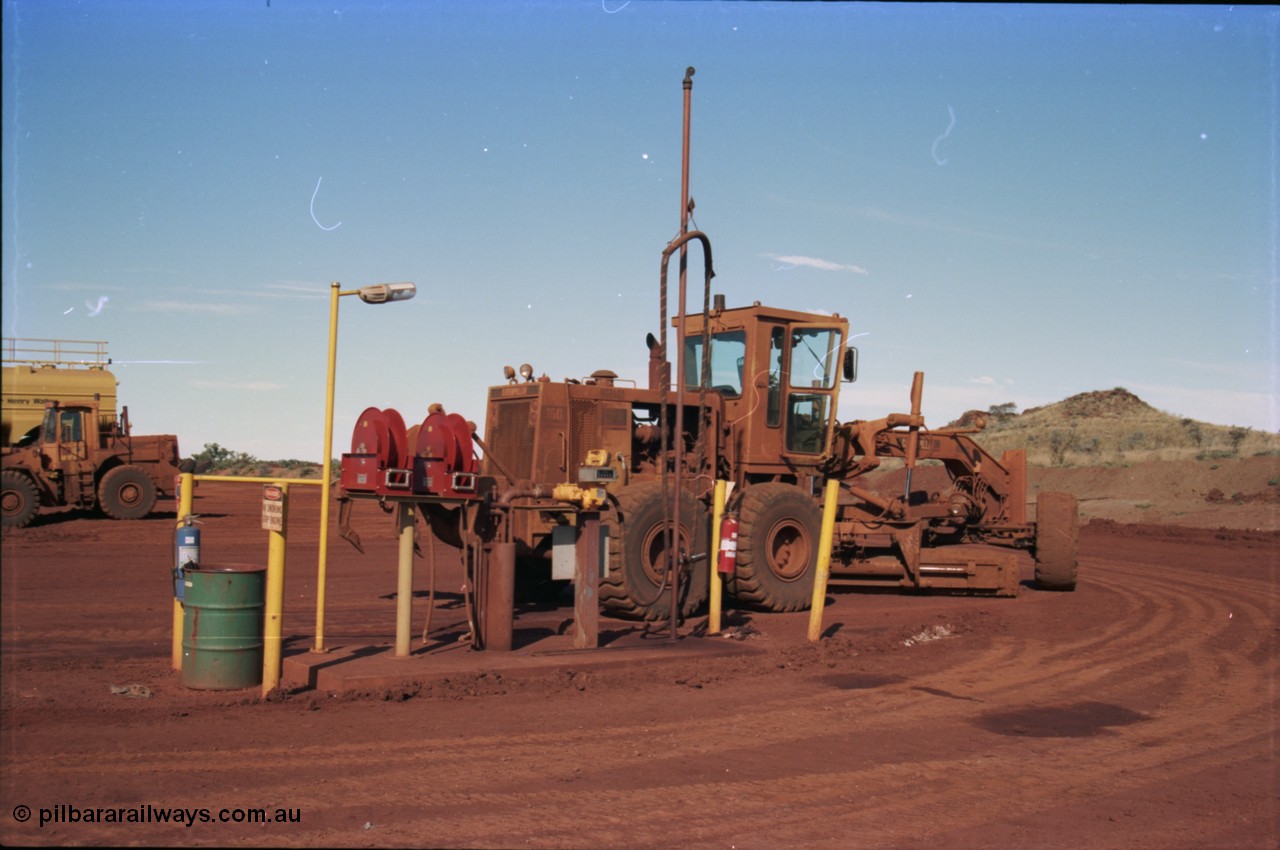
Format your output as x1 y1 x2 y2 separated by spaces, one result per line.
2 459 1277 848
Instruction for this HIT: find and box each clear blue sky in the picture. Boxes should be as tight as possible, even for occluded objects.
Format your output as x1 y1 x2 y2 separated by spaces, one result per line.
4 1 1276 461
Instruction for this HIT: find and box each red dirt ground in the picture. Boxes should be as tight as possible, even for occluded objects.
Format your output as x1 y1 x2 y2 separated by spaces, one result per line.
2 457 1277 848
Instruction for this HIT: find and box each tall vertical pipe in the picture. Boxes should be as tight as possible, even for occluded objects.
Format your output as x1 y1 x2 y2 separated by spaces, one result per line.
669 66 696 635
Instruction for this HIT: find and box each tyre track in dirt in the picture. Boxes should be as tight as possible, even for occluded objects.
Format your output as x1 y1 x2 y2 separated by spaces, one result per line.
20 546 1272 849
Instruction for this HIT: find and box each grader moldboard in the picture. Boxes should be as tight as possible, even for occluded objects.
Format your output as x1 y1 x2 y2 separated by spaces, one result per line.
336 67 1079 635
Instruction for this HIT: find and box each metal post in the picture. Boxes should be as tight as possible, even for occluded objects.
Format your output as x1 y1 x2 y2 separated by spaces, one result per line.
262 482 288 696
486 541 515 652
395 501 415 657
807 478 842 641
314 281 341 653
574 510 601 649
668 66 696 636
708 479 726 635
172 472 194 671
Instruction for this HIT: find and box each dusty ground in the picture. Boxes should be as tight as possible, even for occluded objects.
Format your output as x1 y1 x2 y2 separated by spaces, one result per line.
1 456 1277 848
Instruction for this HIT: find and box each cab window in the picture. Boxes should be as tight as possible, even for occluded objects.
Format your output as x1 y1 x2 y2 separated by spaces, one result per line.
59 411 83 443
786 393 829 454
684 331 747 396
789 328 840 389
767 327 784 427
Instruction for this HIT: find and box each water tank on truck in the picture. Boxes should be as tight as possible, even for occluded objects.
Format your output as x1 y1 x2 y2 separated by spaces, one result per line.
1 338 118 448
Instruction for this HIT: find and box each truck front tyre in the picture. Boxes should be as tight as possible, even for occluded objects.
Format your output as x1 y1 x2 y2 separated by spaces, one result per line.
601 482 709 621
733 482 822 612
1 471 40 528
98 465 158 520
1034 491 1079 591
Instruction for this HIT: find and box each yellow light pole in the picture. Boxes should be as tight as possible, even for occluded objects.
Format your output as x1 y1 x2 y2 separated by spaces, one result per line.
314 280 416 653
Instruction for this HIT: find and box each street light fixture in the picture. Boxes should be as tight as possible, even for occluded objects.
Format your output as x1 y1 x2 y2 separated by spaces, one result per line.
314 280 416 653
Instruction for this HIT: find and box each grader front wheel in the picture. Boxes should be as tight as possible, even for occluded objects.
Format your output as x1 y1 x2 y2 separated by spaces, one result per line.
1034 491 1079 591
733 482 822 612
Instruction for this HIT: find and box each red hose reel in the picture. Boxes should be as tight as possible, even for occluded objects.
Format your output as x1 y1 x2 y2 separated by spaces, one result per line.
339 406 477 499
340 406 411 494
413 410 478 498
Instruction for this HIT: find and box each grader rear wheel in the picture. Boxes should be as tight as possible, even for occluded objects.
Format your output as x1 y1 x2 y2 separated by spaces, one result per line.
600 482 709 621
1034 491 1079 591
733 482 822 612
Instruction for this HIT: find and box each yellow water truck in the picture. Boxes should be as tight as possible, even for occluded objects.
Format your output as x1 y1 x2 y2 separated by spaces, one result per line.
1 339 117 447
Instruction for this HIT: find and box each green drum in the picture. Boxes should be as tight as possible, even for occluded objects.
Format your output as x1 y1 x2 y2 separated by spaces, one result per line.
181 565 266 690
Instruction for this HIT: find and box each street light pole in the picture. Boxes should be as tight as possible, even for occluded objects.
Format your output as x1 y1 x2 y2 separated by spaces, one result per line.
313 280 416 653
314 282 341 653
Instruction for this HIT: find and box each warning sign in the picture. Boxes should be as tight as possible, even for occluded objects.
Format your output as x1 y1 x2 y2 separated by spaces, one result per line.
262 484 284 532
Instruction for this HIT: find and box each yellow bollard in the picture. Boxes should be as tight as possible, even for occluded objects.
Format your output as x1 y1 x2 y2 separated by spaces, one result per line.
394 501 416 657
708 480 726 635
807 478 842 642
261 482 288 697
172 472 195 671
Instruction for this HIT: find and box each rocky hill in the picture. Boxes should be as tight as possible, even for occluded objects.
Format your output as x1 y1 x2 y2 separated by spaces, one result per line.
945 387 1280 467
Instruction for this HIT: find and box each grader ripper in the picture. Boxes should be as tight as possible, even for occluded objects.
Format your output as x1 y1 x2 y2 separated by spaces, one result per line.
336 67 1078 628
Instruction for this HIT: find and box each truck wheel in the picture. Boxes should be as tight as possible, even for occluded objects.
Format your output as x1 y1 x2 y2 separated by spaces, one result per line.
1 471 40 529
600 482 709 621
1034 491 1079 591
734 482 822 612
98 465 158 520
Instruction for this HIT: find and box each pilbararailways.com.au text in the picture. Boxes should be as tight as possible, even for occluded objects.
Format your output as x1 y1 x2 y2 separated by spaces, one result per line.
26 804 300 828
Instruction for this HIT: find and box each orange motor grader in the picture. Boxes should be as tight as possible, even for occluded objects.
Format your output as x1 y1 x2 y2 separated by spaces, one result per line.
336 66 1078 623
475 293 1078 622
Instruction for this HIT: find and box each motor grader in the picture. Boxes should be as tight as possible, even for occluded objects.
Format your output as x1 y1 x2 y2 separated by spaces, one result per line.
336 67 1078 625
474 296 1077 621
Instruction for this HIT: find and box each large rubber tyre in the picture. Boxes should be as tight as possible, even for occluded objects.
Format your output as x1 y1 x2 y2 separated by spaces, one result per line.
1 470 40 529
600 481 709 621
1034 491 1079 591
733 482 823 612
98 465 158 520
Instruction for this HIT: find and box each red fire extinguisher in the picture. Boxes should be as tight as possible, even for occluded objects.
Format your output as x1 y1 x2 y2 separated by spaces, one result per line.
717 513 738 577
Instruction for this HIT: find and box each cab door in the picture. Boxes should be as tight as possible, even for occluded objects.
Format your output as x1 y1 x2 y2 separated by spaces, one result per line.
781 324 846 458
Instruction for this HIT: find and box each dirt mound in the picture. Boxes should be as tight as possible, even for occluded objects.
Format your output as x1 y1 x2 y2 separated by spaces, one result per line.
943 386 1280 467
947 387 1157 430
1023 387 1156 419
